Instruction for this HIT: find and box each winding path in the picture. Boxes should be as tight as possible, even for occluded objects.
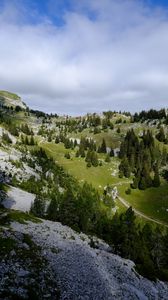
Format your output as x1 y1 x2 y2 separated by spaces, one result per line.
117 196 168 227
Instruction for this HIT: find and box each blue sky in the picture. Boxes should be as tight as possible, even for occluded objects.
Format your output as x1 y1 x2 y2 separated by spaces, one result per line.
0 0 168 114
1 0 168 25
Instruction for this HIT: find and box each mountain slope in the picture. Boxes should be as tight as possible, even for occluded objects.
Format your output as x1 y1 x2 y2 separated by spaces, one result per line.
0 90 27 109
11 218 168 300
0 91 168 298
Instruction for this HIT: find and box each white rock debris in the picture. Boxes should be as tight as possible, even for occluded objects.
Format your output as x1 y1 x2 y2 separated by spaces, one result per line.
3 186 35 212
12 220 168 300
0 147 40 181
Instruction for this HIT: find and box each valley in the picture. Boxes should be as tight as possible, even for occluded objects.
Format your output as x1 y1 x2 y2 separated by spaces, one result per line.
0 91 168 225
0 91 168 298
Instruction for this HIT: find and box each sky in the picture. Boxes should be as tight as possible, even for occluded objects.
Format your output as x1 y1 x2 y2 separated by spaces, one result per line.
0 0 168 115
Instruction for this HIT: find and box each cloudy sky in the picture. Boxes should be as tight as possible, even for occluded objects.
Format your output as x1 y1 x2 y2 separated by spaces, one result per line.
0 0 168 115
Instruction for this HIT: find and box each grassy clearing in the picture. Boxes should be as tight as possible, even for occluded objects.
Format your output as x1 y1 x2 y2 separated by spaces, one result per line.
0 183 10 192
68 128 122 148
40 141 168 225
0 90 20 100
41 142 129 191
0 208 41 225
8 210 42 224
119 181 168 224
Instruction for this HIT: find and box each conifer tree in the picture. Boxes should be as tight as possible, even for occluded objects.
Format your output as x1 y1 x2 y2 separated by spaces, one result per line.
110 148 114 157
30 196 45 217
55 136 60 144
99 138 107 153
105 153 111 163
156 127 166 142
30 135 35 146
138 176 147 190
153 167 160 187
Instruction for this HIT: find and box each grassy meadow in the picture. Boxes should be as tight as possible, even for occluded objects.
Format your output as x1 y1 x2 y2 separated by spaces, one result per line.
39 140 168 225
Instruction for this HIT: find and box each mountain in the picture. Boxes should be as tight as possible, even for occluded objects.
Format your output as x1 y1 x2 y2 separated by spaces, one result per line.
0 91 168 299
0 90 27 110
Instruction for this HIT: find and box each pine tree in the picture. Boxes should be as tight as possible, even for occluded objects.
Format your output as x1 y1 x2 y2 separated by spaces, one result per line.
138 176 146 190
85 150 92 163
110 148 114 157
91 151 99 167
47 198 59 220
153 167 160 187
30 196 45 217
55 136 60 144
119 141 126 158
30 135 35 146
100 138 107 153
74 139 78 147
64 138 71 149
48 135 52 142
65 152 71 159
156 127 166 142
117 127 121 134
25 135 29 145
119 157 131 178
131 177 138 189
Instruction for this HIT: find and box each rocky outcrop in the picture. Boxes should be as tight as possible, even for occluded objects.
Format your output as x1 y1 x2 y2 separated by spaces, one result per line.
0 227 60 299
3 186 35 212
11 219 168 300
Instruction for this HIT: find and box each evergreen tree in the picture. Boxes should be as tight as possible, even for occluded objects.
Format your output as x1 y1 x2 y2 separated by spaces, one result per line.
91 151 99 167
99 138 107 153
85 150 92 163
131 177 138 189
64 138 71 149
74 139 78 147
138 176 147 190
65 152 71 159
119 157 131 178
47 194 61 221
153 167 161 187
30 135 35 146
30 196 45 218
156 127 166 142
55 136 60 144
48 135 52 142
117 127 121 134
25 135 29 145
110 148 114 157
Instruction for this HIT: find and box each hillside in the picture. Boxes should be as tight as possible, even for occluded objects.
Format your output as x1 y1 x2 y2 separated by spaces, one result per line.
0 210 168 299
0 91 168 298
0 91 27 110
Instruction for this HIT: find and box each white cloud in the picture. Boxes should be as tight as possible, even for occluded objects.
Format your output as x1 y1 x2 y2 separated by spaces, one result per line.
0 0 168 114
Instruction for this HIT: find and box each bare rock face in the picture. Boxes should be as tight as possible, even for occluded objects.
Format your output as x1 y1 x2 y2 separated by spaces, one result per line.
0 228 60 300
3 186 36 212
11 220 168 300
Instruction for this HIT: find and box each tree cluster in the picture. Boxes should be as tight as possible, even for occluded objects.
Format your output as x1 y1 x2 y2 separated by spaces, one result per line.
133 109 166 122
20 134 35 146
97 207 168 281
119 129 165 189
20 124 34 135
156 127 167 144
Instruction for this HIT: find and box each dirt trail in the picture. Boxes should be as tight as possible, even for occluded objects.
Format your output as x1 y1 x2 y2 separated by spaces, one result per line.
117 196 168 227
